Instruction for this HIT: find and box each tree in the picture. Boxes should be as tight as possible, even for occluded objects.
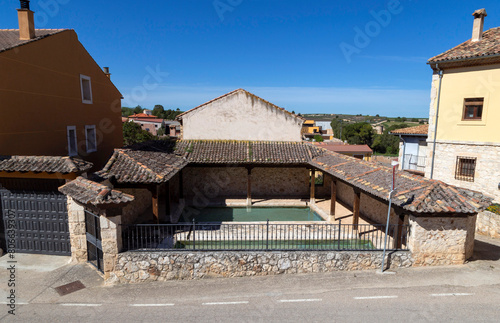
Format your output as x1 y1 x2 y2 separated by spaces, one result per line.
133 105 143 114
123 121 154 146
152 105 165 117
330 118 344 139
341 122 374 145
371 123 410 155
121 107 134 117
313 134 324 142
157 124 167 137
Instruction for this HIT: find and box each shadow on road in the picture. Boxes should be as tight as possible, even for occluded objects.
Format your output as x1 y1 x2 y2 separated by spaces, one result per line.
470 239 500 262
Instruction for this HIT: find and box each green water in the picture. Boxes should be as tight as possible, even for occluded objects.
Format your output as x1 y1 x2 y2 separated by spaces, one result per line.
182 207 324 222
174 239 375 250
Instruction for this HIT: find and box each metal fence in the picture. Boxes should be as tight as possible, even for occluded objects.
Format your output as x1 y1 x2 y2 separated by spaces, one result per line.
121 221 409 252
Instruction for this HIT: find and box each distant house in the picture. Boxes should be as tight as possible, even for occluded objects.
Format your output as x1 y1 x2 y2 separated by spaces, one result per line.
390 125 428 175
165 121 181 139
0 2 122 255
425 8 500 202
313 143 373 161
301 120 334 141
127 111 166 136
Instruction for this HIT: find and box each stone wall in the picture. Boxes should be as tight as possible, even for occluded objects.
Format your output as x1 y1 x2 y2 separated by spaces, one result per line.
120 188 152 225
476 210 500 239
408 215 477 266
183 167 312 199
110 251 413 283
424 141 500 203
336 181 354 207
67 197 87 263
100 214 122 279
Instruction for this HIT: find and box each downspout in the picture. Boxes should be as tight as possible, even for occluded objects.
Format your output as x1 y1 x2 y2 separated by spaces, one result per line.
429 64 444 179
399 135 406 170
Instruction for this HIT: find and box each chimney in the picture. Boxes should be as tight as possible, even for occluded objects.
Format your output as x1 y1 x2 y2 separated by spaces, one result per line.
17 1 35 40
472 8 487 42
103 67 111 79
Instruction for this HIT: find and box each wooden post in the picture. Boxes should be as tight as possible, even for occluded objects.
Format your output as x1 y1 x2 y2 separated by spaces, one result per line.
151 185 159 224
310 169 316 203
393 214 404 250
247 167 252 206
353 189 360 230
330 177 337 218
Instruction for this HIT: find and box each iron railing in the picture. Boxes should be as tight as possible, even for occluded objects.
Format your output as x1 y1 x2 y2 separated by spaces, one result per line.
121 221 409 252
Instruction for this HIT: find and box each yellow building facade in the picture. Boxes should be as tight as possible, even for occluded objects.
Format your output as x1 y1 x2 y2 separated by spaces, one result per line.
425 9 500 202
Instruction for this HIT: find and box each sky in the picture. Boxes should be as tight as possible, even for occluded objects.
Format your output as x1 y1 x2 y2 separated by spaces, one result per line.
2 0 500 117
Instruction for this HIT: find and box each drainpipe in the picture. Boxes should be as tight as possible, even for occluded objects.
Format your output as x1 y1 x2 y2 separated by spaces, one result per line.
399 135 406 170
429 64 444 179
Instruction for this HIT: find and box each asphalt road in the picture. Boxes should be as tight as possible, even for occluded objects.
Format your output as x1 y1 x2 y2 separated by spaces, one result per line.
1 235 500 322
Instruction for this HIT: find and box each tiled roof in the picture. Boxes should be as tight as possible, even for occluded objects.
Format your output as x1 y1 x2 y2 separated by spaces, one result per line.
96 142 188 184
428 27 500 64
316 144 373 154
309 151 492 214
59 177 134 206
175 140 323 164
390 125 429 135
0 156 92 174
176 89 305 121
0 29 66 53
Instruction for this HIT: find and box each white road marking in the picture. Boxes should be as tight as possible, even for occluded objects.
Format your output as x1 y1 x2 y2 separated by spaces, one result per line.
202 301 249 306
278 299 322 303
60 303 102 307
353 296 398 300
0 302 28 305
431 293 474 297
130 304 175 307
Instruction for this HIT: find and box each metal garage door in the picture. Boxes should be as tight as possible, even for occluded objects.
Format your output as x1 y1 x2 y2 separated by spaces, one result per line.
0 179 70 255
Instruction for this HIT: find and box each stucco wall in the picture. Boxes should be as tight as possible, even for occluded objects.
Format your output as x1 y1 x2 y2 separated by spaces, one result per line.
0 30 123 170
424 141 500 202
181 90 303 141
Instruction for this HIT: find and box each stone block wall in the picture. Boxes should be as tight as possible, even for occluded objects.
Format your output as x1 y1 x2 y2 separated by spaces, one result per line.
408 215 477 266
476 210 500 239
120 188 152 225
110 251 413 283
360 194 402 225
67 197 87 263
252 168 309 198
100 215 122 279
337 181 354 207
424 141 500 203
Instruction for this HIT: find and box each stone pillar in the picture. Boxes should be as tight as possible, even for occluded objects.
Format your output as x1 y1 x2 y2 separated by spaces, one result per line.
408 214 477 266
100 213 122 280
67 197 87 263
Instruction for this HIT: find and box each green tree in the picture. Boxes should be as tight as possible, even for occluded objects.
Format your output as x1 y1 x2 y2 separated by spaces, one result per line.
123 121 154 146
330 118 344 139
121 107 134 117
371 123 410 155
157 124 167 137
313 134 324 142
152 105 165 117
133 105 143 114
342 122 374 145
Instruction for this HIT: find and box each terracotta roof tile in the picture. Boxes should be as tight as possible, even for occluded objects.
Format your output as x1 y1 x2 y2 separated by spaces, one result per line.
428 27 500 63
0 29 67 53
390 125 429 135
59 177 134 206
0 156 92 174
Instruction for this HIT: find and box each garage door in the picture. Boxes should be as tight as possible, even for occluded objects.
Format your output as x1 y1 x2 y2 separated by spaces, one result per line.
0 179 71 255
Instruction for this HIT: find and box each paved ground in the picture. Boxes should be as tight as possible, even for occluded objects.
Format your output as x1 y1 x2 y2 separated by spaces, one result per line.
1 235 499 322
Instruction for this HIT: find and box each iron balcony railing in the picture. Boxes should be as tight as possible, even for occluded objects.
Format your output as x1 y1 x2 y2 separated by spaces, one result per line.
403 154 426 172
121 221 409 252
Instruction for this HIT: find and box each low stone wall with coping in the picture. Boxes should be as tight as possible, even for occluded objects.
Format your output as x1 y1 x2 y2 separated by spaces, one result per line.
476 210 500 239
109 251 413 283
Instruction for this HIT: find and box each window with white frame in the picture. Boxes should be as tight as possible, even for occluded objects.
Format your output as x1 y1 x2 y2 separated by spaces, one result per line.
67 126 78 156
85 125 97 153
80 75 93 104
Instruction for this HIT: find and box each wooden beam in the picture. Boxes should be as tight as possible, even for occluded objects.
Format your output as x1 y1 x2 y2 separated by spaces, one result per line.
310 169 316 203
247 167 252 206
393 214 405 250
353 190 361 230
330 177 337 218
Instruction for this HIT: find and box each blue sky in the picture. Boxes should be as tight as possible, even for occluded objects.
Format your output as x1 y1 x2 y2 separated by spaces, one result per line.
2 0 500 117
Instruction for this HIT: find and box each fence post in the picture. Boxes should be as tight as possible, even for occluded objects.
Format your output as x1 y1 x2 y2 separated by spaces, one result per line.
337 219 342 250
266 219 269 250
193 219 196 250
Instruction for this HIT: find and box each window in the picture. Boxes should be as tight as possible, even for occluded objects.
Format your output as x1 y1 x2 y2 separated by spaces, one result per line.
85 125 97 153
455 157 477 182
80 75 93 104
67 126 77 156
353 154 364 160
462 98 483 120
